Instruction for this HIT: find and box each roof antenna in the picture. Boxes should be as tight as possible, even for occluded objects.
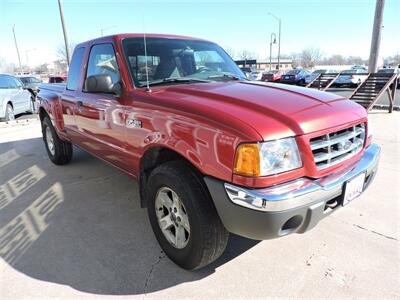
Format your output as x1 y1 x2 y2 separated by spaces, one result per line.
143 32 151 92
141 10 151 92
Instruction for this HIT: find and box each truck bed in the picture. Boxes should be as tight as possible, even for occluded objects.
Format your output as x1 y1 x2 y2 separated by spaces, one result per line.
39 83 66 93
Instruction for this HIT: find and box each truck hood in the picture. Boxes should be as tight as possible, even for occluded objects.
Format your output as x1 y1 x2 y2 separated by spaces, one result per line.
154 81 367 140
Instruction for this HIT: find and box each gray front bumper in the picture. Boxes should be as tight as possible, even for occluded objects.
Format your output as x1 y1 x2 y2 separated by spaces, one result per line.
204 143 380 240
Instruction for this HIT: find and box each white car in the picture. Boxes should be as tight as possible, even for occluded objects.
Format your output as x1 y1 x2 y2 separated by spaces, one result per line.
248 70 263 81
0 74 35 121
377 67 400 87
335 69 368 87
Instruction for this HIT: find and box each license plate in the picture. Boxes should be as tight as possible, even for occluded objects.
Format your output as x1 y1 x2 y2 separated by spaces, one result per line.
285 76 290 79
343 172 366 206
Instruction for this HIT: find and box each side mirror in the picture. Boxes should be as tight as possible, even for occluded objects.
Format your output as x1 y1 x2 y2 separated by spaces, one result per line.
85 74 122 97
111 82 122 98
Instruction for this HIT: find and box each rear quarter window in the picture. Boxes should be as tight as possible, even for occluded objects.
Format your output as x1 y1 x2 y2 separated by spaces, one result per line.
67 47 85 90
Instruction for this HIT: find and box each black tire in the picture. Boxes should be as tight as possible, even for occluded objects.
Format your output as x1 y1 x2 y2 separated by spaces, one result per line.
146 161 229 270
4 103 15 121
42 116 73 165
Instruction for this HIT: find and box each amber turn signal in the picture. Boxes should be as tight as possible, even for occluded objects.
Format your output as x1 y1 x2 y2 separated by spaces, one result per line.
234 143 260 176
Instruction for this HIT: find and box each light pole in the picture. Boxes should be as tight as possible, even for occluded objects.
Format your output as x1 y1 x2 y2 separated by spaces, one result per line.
57 0 71 66
12 25 22 73
268 12 281 70
269 33 277 71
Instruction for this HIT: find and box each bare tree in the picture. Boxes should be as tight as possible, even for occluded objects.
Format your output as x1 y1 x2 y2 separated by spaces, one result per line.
0 57 17 73
290 52 301 68
56 42 77 61
34 63 49 74
300 48 322 68
329 54 346 65
239 50 256 61
346 56 364 65
223 46 235 59
384 52 400 66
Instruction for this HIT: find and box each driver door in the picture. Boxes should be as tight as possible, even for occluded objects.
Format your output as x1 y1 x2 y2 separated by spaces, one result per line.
74 43 127 167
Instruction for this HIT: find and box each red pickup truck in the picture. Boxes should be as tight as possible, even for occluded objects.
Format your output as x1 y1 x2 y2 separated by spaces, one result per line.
37 34 380 270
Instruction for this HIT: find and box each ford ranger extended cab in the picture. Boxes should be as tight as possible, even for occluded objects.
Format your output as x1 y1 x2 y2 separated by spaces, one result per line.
37 34 380 270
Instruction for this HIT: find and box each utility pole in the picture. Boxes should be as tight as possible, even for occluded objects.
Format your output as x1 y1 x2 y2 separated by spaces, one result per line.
368 0 385 73
269 33 277 71
12 25 22 73
268 12 281 70
57 0 71 66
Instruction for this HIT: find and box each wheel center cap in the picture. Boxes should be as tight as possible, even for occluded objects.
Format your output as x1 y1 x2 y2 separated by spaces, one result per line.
170 212 177 222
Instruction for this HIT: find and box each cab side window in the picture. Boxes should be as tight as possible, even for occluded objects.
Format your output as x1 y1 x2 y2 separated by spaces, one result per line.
2 76 21 89
0 76 8 89
86 43 120 87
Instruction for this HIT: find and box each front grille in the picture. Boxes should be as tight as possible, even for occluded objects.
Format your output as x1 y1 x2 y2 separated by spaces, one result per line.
310 123 366 170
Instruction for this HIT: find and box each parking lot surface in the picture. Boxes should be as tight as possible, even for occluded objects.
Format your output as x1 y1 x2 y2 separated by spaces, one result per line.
0 111 399 299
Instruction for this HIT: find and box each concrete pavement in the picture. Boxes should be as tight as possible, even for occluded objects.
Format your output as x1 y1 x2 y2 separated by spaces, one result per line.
0 112 399 299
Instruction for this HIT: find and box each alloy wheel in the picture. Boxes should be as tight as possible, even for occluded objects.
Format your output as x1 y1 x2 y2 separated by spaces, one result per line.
155 187 190 249
45 126 55 155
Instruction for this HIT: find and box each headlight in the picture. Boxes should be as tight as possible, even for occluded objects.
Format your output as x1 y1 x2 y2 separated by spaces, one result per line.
234 138 302 177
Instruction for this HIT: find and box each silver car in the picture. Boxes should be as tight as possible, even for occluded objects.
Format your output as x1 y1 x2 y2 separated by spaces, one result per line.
335 69 368 87
0 74 35 121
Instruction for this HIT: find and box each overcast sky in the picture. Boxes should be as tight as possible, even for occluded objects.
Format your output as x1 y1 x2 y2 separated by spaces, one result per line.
1 0 399 66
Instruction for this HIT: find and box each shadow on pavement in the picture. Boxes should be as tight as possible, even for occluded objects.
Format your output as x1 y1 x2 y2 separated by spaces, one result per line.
0 137 259 295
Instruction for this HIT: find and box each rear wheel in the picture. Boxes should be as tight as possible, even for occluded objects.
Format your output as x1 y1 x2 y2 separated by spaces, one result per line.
29 96 36 113
146 161 229 270
42 116 73 165
5 104 15 121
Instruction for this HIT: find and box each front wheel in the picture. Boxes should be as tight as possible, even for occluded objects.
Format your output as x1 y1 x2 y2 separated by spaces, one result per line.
42 116 73 165
146 161 229 270
5 104 15 121
29 97 36 113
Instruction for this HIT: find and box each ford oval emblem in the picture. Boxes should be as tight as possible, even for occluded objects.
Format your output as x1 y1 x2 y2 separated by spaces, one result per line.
339 140 352 151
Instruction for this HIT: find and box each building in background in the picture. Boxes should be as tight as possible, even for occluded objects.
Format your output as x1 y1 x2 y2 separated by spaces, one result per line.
235 59 293 71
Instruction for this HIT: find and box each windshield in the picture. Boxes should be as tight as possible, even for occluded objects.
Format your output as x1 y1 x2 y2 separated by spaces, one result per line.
122 37 246 87
342 69 357 74
377 69 394 73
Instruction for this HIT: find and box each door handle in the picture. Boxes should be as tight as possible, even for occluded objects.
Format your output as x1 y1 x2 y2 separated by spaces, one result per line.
76 100 83 113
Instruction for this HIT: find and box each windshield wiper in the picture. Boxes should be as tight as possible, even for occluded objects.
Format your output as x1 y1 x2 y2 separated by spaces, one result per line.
145 77 210 87
207 73 245 81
